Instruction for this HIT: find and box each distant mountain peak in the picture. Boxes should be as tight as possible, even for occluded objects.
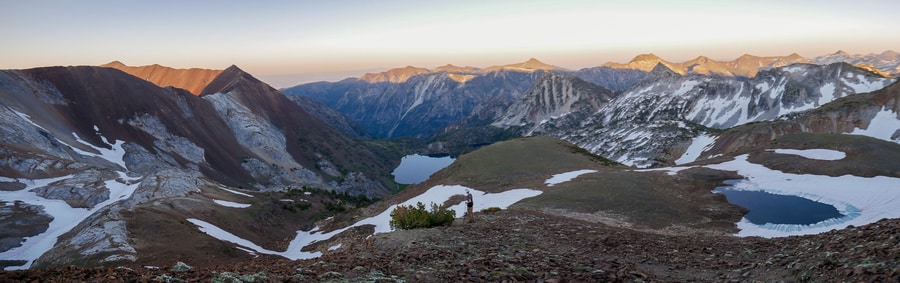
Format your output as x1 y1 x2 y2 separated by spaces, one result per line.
833 50 852 56
692 55 711 62
602 53 672 73
785 53 803 59
359 66 430 83
522 58 558 69
434 64 480 74
631 53 663 63
102 61 127 68
483 58 562 73
523 57 542 64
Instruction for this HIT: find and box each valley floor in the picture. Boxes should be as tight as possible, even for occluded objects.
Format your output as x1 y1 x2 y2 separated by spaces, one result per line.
1 209 897 282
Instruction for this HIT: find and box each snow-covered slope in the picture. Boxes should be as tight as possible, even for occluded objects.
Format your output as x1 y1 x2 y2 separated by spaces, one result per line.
552 63 895 167
678 80 900 166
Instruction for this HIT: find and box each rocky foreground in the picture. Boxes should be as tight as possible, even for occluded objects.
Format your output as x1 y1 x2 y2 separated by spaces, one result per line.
1 209 898 282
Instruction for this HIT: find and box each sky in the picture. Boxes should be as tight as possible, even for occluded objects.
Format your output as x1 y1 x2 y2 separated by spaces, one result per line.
2 0 899 87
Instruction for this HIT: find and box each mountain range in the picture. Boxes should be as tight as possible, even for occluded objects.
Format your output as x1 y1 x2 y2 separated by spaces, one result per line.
285 51 898 166
1 50 899 276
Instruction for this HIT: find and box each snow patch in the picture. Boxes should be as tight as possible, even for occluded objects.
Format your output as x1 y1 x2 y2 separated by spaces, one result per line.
843 73 890 94
328 243 342 251
675 134 717 165
818 82 836 106
212 199 251 208
772 149 846 160
11 110 50 132
235 246 258 257
58 131 128 170
850 107 900 143
545 170 597 186
673 81 700 96
220 187 254 198
188 218 292 257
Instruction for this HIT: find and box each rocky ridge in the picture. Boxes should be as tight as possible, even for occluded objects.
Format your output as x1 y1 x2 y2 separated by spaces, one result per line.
100 61 222 95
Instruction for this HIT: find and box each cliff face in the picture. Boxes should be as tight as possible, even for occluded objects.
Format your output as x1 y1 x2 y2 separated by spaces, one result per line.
492 73 617 135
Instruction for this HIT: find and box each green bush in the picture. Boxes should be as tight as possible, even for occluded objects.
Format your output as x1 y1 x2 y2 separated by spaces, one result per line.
389 202 455 230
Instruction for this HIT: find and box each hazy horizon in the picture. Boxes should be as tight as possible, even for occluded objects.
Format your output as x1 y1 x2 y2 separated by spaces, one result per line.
3 0 899 87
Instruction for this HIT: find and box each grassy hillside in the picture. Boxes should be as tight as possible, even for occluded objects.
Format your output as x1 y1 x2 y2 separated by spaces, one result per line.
400 135 745 233
516 167 744 231
427 136 619 192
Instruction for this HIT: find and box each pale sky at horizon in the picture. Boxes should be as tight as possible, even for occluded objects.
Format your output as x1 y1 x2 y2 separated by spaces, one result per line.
2 0 898 87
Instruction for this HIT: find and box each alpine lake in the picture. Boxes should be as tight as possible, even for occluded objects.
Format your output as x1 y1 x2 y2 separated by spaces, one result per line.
391 154 456 185
714 187 844 225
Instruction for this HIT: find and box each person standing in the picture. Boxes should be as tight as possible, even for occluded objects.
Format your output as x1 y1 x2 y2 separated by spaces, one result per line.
466 190 475 223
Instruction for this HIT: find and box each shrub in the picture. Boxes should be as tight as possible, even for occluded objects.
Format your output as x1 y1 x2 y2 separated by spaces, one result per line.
389 202 455 230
